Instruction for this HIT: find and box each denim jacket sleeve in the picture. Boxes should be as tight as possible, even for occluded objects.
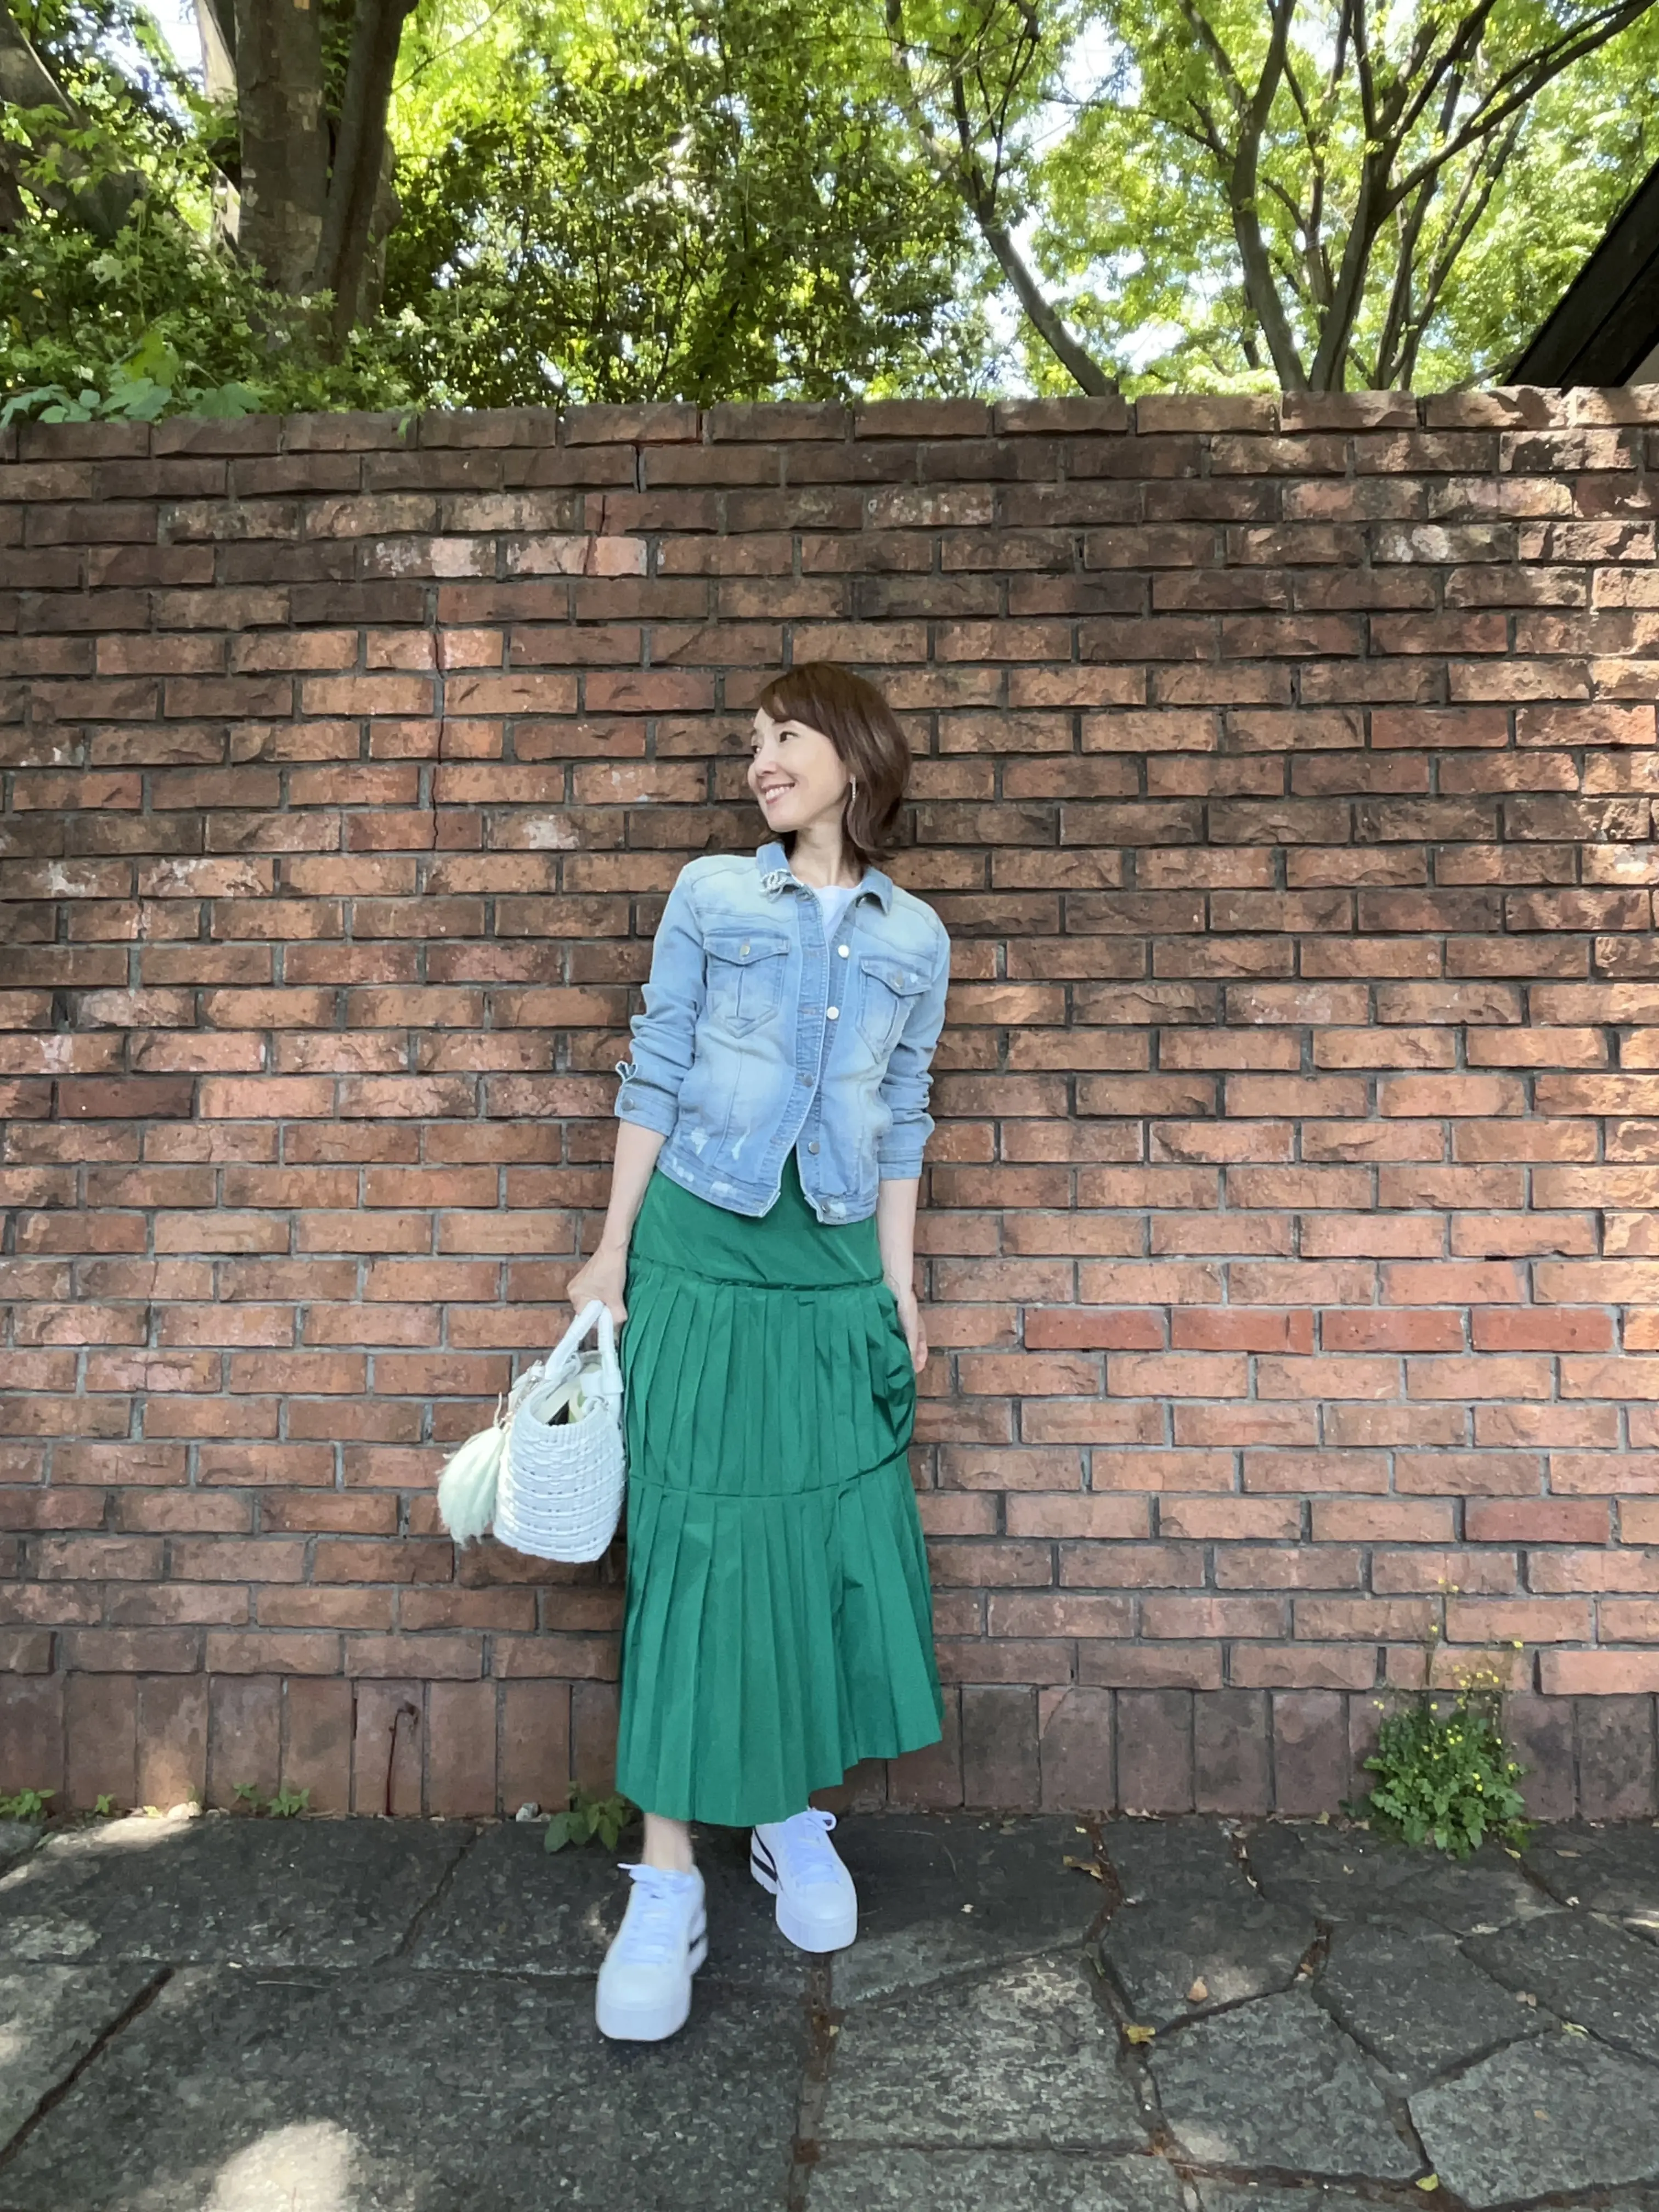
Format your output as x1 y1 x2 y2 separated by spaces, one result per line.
614 866 704 1136
876 925 951 1179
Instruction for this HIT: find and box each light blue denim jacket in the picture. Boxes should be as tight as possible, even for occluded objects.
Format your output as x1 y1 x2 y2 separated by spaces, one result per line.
614 840 951 1223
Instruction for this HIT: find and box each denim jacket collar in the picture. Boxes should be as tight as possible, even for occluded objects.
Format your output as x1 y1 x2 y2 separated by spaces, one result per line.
755 839 894 914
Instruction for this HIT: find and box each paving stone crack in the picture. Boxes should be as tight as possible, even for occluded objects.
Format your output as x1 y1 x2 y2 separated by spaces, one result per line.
785 1957 838 2212
390 1819 482 1959
0 1964 171 2183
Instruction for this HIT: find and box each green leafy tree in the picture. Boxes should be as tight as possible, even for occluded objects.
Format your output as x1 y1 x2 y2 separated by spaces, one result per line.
3 0 997 412
381 0 994 404
889 0 1659 391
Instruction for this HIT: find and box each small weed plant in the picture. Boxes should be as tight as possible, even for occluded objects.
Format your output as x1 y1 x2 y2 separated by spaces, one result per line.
0 1787 53 1821
232 1782 311 1819
1348 1638 1531 1859
544 1786 636 1853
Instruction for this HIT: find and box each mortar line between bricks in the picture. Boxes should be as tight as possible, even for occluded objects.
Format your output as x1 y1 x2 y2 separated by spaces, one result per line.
0 1964 171 2184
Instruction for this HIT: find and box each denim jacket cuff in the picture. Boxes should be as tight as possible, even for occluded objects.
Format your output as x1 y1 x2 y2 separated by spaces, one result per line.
876 1147 927 1181
613 1061 679 1136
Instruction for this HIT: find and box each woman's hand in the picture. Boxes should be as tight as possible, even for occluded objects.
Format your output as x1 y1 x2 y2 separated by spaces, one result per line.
568 1242 629 1327
888 1277 928 1375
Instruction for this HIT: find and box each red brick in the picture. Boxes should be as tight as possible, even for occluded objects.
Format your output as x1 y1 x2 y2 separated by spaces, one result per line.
276 1677 352 1813
0 1677 65 1796
1467 1499 1610 1544
1036 1685 1114 1809
887 1690 964 1809
1538 1651 1659 1695
958 1684 1039 1806
1115 1688 1195 1810
1231 1645 1376 1690
206 1676 280 1807
64 1673 138 1810
1195 1688 1273 1813
1271 1689 1355 1813
425 1679 498 1815
134 1677 208 1809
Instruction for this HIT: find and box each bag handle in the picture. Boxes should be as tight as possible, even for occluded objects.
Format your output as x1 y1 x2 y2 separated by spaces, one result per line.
545 1297 622 1406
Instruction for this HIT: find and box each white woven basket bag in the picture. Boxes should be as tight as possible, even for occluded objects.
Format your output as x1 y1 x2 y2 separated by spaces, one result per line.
493 1299 627 1563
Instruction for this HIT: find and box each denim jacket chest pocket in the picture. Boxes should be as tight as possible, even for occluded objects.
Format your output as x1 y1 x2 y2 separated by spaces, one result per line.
857 951 930 1054
704 927 791 1037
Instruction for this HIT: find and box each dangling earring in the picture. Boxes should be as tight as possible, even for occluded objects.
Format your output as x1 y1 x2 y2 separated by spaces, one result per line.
847 775 857 814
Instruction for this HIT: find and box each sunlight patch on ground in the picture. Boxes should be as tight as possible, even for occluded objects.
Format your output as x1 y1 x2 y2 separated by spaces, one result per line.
207 2120 359 2212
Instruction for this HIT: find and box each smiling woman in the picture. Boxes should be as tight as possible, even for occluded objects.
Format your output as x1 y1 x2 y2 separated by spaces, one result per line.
562 661 952 2047
748 663 912 875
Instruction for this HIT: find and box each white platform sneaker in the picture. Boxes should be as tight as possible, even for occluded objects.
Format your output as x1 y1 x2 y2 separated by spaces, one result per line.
750 1808 859 1952
595 1862 708 2041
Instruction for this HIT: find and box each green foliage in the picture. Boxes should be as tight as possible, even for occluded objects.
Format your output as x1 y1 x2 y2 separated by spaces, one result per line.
382 0 993 404
0 1786 54 1820
4 0 994 413
1024 0 1659 391
231 1781 310 1816
0 325 261 423
91 1793 116 1817
0 171 419 419
1347 1695 1531 1860
544 1785 637 1852
5 0 1655 409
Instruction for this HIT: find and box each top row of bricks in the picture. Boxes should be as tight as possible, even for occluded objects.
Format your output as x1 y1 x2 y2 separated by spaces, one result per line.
5 387 1659 465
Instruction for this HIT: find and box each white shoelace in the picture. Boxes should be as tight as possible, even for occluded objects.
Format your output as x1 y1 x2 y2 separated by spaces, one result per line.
767 1808 842 1888
612 1863 697 1967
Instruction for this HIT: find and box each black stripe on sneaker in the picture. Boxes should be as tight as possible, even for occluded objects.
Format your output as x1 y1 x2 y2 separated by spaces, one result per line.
751 1837 777 1880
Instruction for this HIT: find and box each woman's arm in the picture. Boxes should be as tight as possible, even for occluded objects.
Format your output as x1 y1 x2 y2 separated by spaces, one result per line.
877 1173 928 1375
614 866 705 1138
874 929 950 1180
567 1121 667 1324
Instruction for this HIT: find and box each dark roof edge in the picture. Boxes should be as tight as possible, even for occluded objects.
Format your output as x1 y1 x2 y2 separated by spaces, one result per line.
1509 154 1659 386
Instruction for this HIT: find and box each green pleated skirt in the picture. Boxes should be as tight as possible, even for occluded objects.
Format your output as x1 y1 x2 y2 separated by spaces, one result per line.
614 1151 945 1827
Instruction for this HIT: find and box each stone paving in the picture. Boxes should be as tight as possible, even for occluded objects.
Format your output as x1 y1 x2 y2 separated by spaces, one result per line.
1 1808 1658 2210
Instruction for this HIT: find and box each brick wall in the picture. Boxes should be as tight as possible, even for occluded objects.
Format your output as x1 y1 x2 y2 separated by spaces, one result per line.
3 389 1659 1823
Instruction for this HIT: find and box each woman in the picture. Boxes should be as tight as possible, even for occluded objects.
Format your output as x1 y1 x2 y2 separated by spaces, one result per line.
566 660 951 2043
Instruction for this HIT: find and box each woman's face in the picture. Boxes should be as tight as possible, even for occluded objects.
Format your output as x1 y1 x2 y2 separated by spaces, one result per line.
747 707 851 837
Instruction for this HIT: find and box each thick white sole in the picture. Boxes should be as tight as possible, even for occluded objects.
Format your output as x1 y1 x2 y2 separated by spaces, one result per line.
750 1847 857 1953
595 1919 708 2042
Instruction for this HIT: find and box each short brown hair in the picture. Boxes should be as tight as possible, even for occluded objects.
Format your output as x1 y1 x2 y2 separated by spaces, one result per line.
752 661 910 867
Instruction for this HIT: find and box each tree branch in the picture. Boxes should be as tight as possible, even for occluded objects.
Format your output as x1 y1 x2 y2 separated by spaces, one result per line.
315 0 419 340
1183 0 1309 388
0 0 143 235
1390 0 1656 207
1397 116 1520 385
884 0 1116 394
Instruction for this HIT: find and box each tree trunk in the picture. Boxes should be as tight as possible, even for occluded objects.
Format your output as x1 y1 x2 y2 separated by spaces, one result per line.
230 0 328 294
314 0 418 340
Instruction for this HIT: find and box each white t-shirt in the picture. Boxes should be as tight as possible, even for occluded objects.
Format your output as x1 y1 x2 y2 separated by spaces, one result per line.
812 882 857 946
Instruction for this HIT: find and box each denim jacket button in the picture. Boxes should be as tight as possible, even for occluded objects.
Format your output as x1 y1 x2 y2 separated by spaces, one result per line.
808 1141 820 1154
837 944 849 957
739 942 750 956
827 1006 839 1019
